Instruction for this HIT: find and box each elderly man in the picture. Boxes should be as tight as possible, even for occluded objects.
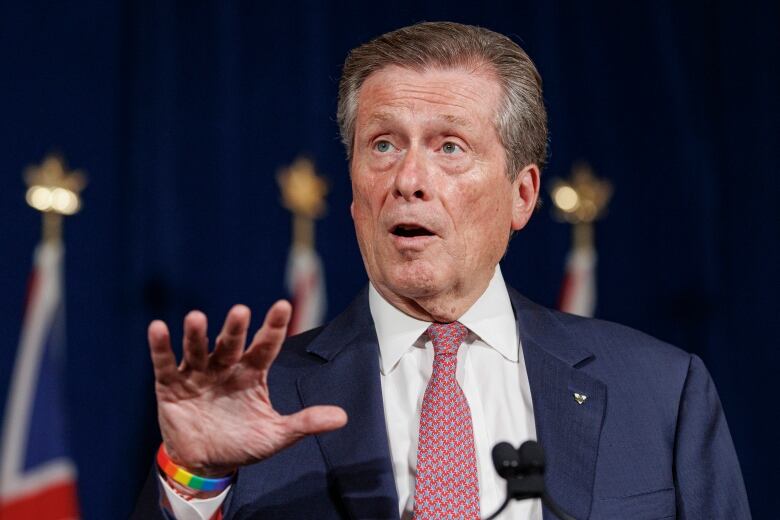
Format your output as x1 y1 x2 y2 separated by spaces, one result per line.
134 22 749 520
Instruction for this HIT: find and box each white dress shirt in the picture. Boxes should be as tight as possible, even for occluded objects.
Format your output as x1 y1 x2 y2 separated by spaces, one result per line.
163 265 541 519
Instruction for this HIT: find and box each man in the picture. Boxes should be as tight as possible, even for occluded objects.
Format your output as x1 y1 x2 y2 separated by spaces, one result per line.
134 22 750 519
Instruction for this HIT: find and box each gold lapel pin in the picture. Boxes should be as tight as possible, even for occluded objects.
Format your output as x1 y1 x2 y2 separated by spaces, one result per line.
573 392 588 405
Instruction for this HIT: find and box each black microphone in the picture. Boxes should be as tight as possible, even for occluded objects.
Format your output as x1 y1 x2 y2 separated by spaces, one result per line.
517 440 545 474
483 441 576 520
491 441 521 479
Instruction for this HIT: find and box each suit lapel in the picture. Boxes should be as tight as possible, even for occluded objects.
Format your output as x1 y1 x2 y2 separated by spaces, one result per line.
510 289 605 520
297 290 399 520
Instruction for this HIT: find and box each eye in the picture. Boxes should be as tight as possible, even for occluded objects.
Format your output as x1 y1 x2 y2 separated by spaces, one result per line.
374 140 394 153
441 142 463 154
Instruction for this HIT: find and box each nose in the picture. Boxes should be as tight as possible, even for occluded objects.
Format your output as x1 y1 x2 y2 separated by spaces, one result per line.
393 146 430 201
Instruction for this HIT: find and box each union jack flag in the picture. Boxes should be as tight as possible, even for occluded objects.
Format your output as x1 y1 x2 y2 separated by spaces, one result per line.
0 241 80 519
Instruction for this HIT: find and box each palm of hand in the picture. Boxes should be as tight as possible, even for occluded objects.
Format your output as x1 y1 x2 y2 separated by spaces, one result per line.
148 301 347 476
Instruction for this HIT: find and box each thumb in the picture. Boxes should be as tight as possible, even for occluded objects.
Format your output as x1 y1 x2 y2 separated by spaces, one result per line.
285 405 348 436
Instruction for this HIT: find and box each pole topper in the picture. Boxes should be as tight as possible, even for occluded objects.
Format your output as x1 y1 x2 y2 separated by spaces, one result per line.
24 155 87 242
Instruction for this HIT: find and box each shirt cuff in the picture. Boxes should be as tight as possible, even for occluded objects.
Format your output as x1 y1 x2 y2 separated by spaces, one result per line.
158 474 231 520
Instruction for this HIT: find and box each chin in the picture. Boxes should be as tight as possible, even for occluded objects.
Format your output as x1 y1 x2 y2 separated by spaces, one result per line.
384 260 450 298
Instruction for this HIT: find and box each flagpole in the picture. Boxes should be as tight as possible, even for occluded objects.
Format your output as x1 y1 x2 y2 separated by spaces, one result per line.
550 162 612 317
0 155 85 519
277 157 329 335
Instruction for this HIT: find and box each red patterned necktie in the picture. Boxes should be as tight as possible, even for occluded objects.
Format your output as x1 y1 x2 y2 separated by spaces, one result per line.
413 321 480 519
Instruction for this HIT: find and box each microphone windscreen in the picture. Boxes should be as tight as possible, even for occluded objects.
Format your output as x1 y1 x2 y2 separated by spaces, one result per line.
492 441 520 478
517 440 545 474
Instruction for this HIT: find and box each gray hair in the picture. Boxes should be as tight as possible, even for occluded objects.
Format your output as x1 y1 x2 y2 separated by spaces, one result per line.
337 21 548 180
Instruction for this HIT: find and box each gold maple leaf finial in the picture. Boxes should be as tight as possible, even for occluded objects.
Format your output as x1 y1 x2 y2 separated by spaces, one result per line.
549 161 613 250
277 157 328 220
23 154 87 242
24 155 87 216
549 162 613 225
277 157 328 249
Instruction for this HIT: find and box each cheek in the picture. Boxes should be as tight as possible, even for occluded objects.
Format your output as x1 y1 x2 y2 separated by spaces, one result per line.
352 169 392 219
456 181 499 220
457 183 513 247
351 183 374 222
351 181 384 244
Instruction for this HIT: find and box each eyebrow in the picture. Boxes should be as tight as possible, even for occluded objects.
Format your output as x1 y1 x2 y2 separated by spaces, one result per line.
439 114 473 128
365 112 393 125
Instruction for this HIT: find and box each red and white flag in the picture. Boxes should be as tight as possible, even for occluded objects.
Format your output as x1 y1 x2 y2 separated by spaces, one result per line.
285 245 326 336
0 241 80 519
557 244 597 318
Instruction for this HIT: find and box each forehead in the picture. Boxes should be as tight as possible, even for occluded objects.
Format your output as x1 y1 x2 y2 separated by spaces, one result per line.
355 64 503 130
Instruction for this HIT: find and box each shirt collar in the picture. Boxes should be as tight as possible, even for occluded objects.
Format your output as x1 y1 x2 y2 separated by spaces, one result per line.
369 265 519 375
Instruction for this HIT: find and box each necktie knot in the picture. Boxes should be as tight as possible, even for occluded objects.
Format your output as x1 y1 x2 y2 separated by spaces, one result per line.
426 321 468 357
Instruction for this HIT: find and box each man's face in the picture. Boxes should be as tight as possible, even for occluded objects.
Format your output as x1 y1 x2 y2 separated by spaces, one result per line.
350 65 538 320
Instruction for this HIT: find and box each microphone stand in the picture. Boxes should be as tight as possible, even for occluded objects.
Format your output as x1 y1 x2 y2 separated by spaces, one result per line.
483 441 576 520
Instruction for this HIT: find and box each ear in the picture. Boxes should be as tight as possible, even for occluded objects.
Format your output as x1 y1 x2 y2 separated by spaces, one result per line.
350 200 355 220
510 163 541 231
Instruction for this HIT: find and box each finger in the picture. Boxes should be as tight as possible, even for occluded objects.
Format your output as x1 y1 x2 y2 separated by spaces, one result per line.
148 320 180 385
243 300 292 371
284 405 348 436
210 304 251 368
182 310 208 371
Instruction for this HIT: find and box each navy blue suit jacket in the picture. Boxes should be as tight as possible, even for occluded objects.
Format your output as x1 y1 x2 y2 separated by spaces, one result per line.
134 287 750 519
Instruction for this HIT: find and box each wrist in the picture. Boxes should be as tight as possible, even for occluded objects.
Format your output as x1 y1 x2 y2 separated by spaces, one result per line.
163 474 226 500
157 443 235 495
162 443 237 477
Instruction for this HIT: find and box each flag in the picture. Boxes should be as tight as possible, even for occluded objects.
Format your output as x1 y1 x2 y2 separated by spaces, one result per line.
557 243 597 318
0 241 80 519
285 244 326 336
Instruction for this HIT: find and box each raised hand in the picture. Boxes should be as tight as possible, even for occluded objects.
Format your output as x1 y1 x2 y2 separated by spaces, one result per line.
148 300 347 477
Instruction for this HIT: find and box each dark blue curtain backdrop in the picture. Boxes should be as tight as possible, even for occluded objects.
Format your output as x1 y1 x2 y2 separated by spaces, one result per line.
1 1 777 518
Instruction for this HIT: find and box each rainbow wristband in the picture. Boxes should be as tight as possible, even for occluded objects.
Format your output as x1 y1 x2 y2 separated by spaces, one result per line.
157 443 234 493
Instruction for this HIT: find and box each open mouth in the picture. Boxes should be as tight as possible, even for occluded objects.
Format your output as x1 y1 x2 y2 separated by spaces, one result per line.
391 224 435 238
